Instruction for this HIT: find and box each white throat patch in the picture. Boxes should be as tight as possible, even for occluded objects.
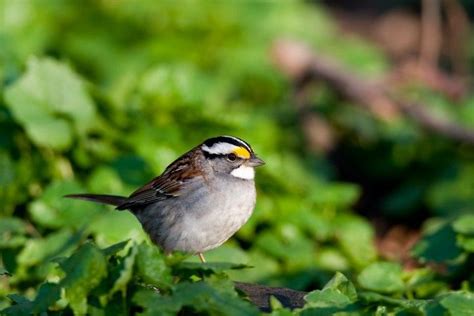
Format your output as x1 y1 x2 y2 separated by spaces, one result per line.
231 165 255 180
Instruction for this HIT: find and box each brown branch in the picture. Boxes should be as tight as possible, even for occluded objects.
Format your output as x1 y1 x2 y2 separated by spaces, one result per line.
443 0 470 77
419 0 442 69
272 40 474 145
235 282 306 312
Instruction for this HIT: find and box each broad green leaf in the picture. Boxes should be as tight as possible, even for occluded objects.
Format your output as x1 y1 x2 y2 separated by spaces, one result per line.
323 272 358 301
89 210 145 247
305 288 354 309
108 244 137 298
59 242 107 315
453 214 474 235
358 291 426 310
28 180 102 229
412 222 463 262
440 292 474 316
311 182 361 209
2 295 33 316
31 282 61 313
335 214 377 269
427 164 474 216
175 261 250 279
0 267 10 276
133 289 181 316
102 239 130 257
24 116 72 150
457 235 474 252
4 57 96 150
135 243 173 289
305 272 357 308
0 217 27 248
358 262 404 294
135 277 259 316
17 228 79 267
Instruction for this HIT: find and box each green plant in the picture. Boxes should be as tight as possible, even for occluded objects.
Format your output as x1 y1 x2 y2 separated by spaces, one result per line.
2 0 474 314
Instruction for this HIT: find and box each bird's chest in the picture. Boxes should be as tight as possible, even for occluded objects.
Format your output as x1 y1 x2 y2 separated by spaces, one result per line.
190 179 256 231
139 177 256 253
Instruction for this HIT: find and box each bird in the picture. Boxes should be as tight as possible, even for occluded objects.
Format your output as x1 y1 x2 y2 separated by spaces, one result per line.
65 136 264 263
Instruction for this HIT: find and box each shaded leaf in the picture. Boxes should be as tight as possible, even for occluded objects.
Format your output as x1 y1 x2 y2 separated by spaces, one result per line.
2 295 32 316
174 261 250 279
134 278 259 316
59 242 107 315
0 218 27 248
0 267 10 276
31 282 61 313
412 222 463 262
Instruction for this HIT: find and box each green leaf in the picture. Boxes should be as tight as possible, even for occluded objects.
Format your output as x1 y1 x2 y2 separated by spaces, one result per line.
102 239 130 257
311 182 361 209
305 272 357 308
2 283 61 315
457 235 474 252
31 282 61 313
4 57 96 150
134 278 259 316
17 228 80 267
0 218 27 248
28 180 102 229
88 210 145 247
0 267 10 276
440 292 474 316
2 295 33 316
358 291 425 310
358 262 404 294
59 242 108 315
24 116 72 151
335 214 377 269
323 272 358 301
135 243 173 289
133 289 181 316
174 261 250 279
412 222 463 262
453 214 474 235
108 243 137 298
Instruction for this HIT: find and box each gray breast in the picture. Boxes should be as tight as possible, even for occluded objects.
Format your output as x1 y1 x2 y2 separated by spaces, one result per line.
135 176 256 253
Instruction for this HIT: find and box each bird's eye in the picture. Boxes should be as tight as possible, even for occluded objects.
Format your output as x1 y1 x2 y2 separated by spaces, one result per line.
227 153 237 161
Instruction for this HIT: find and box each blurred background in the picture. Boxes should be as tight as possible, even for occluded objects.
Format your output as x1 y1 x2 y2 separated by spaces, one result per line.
2 0 474 312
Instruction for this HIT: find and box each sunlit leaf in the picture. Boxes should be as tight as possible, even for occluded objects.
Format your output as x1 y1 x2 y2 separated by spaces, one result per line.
4 57 96 150
358 262 404 294
440 292 474 316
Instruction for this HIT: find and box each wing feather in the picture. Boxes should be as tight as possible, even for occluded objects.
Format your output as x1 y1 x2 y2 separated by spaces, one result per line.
116 149 202 210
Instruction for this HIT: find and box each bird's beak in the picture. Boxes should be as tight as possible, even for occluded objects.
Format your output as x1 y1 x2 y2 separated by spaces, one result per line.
247 156 265 167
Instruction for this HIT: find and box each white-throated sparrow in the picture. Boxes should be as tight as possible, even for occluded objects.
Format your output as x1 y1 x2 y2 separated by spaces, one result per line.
66 136 264 262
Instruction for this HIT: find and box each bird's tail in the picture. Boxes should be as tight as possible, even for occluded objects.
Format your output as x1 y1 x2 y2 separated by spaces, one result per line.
64 193 127 207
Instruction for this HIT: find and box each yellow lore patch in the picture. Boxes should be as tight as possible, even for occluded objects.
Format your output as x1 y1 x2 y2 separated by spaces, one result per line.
233 146 251 159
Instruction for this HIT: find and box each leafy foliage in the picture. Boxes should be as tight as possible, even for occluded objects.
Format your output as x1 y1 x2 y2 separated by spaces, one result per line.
1 0 474 314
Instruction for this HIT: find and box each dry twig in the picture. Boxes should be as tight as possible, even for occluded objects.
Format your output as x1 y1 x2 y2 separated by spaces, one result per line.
272 40 474 145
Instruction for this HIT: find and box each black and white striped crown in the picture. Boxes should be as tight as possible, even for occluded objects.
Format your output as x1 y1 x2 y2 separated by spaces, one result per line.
201 136 253 157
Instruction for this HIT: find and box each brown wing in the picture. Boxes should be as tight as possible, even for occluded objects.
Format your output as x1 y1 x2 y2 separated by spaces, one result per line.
116 149 203 210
